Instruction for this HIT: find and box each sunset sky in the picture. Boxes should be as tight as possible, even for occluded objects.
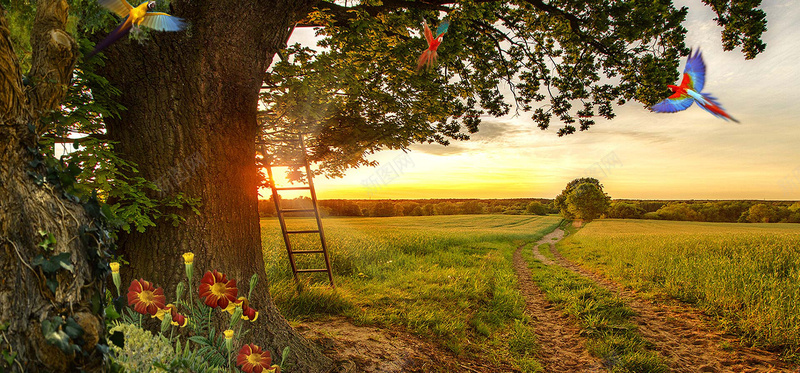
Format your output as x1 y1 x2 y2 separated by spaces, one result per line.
265 1 800 201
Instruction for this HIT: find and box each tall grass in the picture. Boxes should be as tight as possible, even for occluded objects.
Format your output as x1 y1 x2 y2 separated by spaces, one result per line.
558 219 800 361
260 215 561 371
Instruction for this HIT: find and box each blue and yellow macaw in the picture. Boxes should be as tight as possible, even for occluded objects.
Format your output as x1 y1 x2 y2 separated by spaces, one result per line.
417 17 450 70
88 0 185 58
650 49 739 123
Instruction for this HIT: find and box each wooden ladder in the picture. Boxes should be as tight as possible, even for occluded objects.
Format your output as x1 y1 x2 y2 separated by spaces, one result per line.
264 134 334 287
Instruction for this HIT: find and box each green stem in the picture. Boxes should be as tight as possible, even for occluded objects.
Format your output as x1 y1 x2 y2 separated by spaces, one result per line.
207 306 212 334
187 282 194 313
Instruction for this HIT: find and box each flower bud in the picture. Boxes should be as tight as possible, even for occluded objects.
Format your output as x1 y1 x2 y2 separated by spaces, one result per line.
224 329 234 352
230 307 243 329
175 282 185 302
182 252 194 281
160 311 172 334
110 262 121 297
248 273 258 298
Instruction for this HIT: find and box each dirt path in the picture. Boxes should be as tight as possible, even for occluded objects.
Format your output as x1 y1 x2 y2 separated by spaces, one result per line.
544 228 794 373
297 316 516 373
512 233 604 372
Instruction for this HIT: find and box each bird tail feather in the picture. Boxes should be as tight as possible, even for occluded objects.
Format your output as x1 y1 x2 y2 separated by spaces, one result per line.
87 17 132 59
699 92 739 123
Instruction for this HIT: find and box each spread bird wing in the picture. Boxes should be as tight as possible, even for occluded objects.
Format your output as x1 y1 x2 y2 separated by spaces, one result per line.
436 18 449 38
650 95 694 113
98 0 133 18
141 12 186 31
422 19 433 46
683 49 706 92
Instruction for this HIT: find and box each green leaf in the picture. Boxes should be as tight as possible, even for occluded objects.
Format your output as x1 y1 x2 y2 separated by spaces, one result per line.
41 317 79 354
188 336 210 346
31 252 73 274
51 252 74 273
37 230 57 251
91 290 102 314
63 317 83 339
2 350 16 366
46 278 58 294
104 303 121 320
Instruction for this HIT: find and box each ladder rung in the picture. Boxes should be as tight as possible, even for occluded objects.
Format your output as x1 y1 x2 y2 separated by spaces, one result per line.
275 186 311 191
290 250 325 254
280 208 315 213
286 229 320 234
296 269 329 273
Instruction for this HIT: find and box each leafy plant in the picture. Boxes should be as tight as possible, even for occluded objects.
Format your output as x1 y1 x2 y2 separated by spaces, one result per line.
41 317 83 355
108 254 286 372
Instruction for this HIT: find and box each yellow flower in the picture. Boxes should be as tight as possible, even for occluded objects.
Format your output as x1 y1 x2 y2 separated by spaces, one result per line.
224 329 235 352
110 262 122 296
182 252 194 264
183 252 195 281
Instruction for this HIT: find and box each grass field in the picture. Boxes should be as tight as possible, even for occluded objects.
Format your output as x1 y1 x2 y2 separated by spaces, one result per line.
260 215 562 371
557 219 800 361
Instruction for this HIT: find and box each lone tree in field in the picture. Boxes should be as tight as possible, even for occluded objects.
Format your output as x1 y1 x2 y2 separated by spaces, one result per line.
556 178 611 221
1 0 767 370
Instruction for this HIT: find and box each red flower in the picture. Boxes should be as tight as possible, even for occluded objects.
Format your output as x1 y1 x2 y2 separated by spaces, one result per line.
242 304 258 322
171 311 188 327
198 270 238 309
127 279 166 315
236 344 272 373
224 297 259 322
155 304 189 327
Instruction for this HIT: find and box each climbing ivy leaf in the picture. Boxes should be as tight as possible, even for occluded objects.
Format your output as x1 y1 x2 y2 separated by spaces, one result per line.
41 317 80 355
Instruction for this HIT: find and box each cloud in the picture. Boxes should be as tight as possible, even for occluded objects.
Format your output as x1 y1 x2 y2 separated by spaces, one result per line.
410 143 470 155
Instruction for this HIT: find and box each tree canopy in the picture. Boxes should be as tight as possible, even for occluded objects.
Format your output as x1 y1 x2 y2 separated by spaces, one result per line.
555 177 610 220
262 0 767 177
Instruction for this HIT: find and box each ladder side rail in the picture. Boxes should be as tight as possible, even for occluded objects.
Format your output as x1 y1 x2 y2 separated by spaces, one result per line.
299 135 335 287
266 165 300 282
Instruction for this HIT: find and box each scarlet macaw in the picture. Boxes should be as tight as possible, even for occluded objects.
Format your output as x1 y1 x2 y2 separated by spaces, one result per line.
417 18 450 70
88 0 186 58
650 49 739 123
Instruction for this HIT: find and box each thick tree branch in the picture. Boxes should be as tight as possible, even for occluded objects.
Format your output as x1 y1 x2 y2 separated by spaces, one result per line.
27 0 78 122
303 0 615 59
0 6 28 123
518 0 614 57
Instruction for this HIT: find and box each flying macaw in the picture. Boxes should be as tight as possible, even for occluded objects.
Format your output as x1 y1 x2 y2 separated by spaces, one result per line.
87 0 186 58
650 49 739 123
417 17 450 70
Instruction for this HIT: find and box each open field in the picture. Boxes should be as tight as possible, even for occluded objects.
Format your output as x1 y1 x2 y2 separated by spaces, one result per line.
261 215 562 371
557 219 800 361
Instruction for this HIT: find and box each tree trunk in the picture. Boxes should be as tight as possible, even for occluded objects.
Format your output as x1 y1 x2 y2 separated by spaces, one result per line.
98 1 333 371
1 1 106 371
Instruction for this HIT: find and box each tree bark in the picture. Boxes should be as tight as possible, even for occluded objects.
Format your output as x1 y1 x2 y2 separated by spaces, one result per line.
98 1 333 371
1 1 105 371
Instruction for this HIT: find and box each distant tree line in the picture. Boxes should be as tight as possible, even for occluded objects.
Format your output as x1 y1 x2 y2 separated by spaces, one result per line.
258 197 559 217
607 200 800 223
258 196 800 224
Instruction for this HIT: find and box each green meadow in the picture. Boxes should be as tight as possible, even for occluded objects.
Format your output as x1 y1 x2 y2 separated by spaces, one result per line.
261 215 561 371
557 219 800 361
